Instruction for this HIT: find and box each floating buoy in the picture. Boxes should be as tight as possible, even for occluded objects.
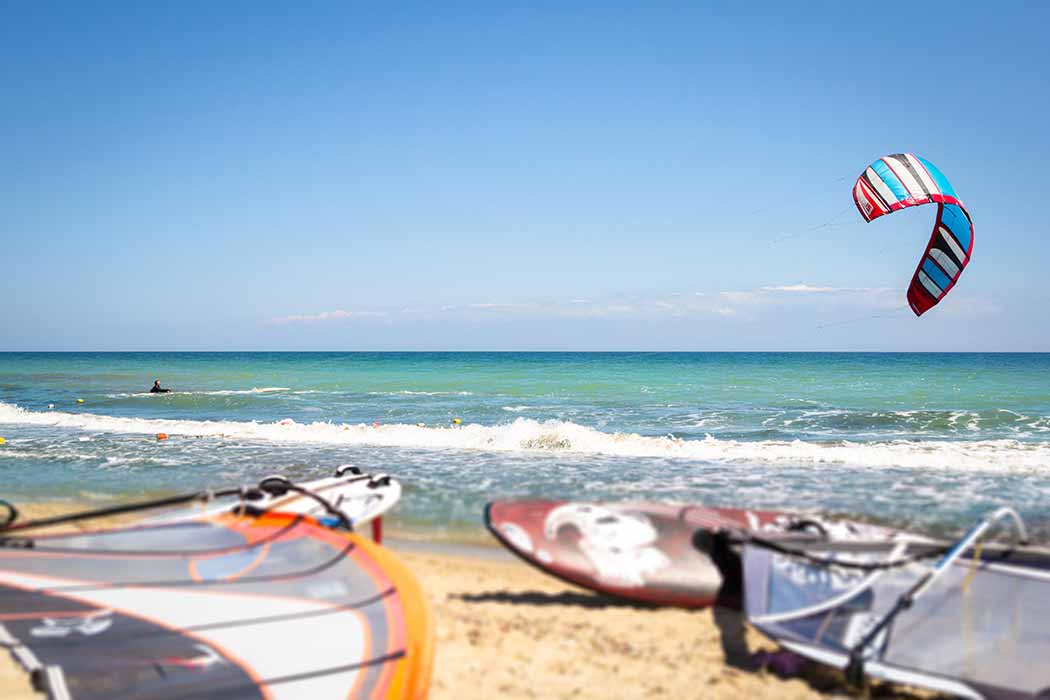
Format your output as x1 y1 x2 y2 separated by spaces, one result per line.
452 418 462 425
0 437 6 445
76 399 85 404
156 433 168 441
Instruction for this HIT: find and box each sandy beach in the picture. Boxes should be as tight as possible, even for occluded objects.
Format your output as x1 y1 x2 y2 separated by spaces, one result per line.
4 0 1045 693
393 543 932 700
0 505 935 700
402 545 814 700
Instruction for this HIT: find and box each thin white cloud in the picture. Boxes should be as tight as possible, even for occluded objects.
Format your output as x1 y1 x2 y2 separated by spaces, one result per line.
715 290 762 305
761 284 839 293
267 283 910 325
270 309 388 324
466 302 540 310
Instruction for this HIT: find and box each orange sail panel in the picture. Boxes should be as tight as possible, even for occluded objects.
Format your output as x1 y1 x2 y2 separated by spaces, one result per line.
0 513 432 700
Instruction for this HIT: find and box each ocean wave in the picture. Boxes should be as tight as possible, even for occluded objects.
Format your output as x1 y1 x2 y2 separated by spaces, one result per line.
2 401 1049 472
366 390 475 397
106 387 291 398
199 387 290 396
771 408 1050 436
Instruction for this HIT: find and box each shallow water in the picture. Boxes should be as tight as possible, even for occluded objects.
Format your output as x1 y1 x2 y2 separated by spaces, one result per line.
1 352 1048 541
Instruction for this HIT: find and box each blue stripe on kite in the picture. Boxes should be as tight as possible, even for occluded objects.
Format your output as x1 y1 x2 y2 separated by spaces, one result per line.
923 258 952 289
940 203 972 250
915 156 957 199
869 159 910 202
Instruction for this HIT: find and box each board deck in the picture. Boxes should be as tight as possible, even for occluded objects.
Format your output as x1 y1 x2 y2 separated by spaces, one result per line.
485 500 896 609
149 467 401 541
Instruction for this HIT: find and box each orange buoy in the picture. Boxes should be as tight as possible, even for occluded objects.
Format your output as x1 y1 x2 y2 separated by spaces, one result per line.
156 433 168 441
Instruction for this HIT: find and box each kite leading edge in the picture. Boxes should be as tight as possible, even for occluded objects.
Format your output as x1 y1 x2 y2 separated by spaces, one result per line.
853 153 974 316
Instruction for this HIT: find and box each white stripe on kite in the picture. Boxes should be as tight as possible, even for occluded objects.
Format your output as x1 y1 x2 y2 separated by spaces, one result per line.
854 181 877 220
865 167 898 207
929 249 960 278
918 270 943 298
939 226 968 262
905 153 940 196
884 156 923 197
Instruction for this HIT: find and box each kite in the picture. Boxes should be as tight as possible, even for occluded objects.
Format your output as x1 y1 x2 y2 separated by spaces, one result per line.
853 154 973 316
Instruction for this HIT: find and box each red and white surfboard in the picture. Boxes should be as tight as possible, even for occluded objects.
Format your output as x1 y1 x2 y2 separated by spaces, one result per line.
486 500 896 609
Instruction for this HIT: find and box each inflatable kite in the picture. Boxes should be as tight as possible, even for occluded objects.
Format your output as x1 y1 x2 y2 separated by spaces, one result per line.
853 154 973 316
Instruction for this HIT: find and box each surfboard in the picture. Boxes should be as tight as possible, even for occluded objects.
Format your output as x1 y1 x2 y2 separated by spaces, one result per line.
485 499 896 609
149 466 401 542
0 510 433 700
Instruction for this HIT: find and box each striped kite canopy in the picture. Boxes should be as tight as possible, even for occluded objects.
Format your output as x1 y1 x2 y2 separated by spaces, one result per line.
853 153 973 316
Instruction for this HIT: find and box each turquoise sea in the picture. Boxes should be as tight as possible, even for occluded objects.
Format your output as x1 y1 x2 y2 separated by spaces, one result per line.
1 352 1049 541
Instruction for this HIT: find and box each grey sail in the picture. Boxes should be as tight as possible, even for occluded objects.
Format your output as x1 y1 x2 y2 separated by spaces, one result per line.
744 528 1050 699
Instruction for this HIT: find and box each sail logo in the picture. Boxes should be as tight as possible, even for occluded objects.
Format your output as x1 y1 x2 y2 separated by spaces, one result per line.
772 556 865 593
31 611 113 638
544 503 671 588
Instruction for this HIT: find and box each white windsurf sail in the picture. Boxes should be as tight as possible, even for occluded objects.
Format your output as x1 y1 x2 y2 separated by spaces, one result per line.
743 509 1050 699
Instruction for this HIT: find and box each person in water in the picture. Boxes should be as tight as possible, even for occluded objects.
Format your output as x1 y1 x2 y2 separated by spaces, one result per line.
150 380 172 394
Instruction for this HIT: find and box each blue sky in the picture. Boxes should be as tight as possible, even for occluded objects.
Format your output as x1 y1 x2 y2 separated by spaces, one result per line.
2 1 1048 350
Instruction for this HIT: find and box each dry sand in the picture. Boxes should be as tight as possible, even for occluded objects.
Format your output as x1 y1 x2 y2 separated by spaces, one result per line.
394 545 931 700
0 507 932 699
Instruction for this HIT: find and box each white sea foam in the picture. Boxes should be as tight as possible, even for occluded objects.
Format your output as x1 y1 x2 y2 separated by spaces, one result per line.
2 401 1048 472
197 387 291 396
106 387 290 398
367 390 474 397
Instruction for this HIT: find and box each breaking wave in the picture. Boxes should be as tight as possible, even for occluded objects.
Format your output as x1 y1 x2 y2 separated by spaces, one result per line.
2 401 1048 472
